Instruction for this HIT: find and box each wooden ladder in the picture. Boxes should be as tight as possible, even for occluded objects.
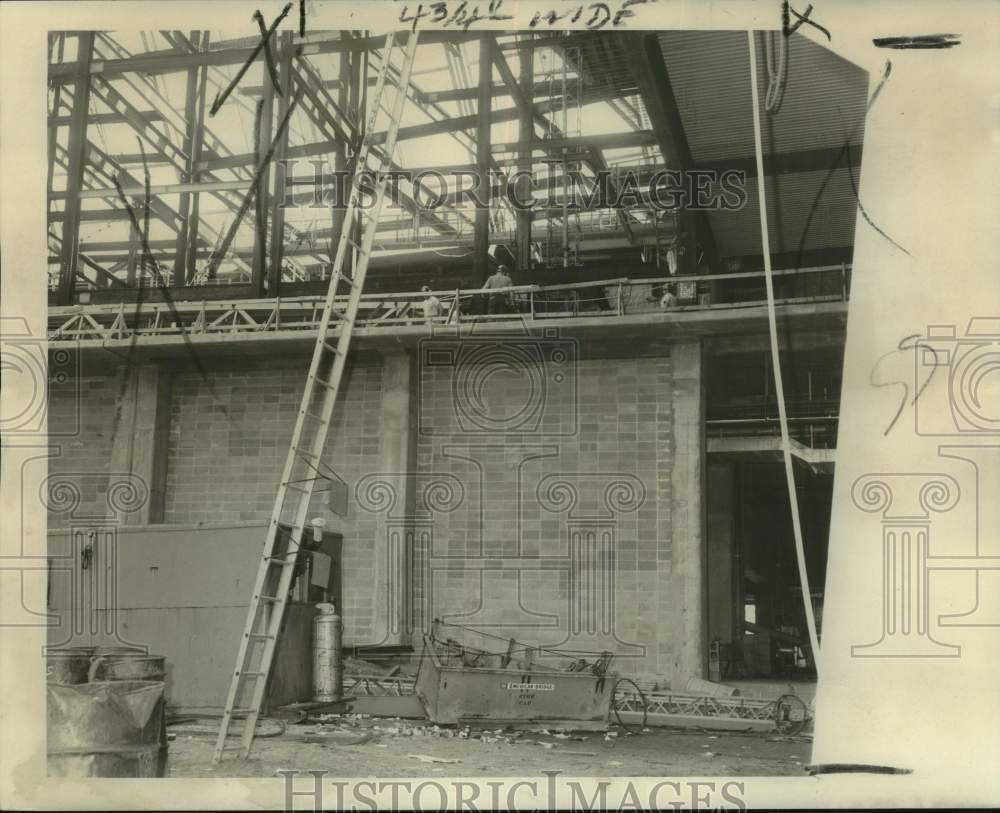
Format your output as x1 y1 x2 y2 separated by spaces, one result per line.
212 31 420 762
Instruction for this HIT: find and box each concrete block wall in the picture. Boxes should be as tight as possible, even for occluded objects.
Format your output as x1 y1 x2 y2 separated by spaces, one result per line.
411 347 686 680
47 374 119 521
163 357 386 642
47 340 707 680
45 358 388 644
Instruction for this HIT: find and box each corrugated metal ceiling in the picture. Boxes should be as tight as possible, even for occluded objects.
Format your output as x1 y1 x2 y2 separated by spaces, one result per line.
656 30 869 162
707 168 863 258
651 30 868 258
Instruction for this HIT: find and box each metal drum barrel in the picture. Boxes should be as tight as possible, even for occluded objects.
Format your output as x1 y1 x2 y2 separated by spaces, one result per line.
46 646 96 685
88 653 167 683
91 644 147 658
47 680 168 777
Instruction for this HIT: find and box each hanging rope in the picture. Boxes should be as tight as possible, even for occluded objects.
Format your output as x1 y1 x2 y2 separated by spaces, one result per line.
747 30 821 666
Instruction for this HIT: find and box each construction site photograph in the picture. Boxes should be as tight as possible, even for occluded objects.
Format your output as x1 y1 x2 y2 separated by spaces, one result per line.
41 18 862 787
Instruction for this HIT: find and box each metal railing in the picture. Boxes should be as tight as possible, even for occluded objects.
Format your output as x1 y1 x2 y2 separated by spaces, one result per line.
48 263 851 344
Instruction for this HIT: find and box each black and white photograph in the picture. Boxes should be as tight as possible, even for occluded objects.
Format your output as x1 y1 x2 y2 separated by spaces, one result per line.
1 0 998 809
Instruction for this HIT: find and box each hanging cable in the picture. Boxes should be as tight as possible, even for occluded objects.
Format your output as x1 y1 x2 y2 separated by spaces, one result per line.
764 30 788 113
747 30 821 666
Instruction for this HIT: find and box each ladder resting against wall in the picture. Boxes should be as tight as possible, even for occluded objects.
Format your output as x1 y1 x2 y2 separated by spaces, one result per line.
212 31 421 763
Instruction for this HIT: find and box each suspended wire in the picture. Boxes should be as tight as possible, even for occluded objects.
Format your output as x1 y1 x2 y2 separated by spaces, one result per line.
764 30 788 113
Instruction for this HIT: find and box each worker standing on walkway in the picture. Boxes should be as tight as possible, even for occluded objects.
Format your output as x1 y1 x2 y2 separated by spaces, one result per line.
484 265 513 315
421 285 442 324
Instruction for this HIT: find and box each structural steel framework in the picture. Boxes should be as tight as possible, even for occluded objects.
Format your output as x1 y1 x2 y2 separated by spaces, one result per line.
48 29 690 305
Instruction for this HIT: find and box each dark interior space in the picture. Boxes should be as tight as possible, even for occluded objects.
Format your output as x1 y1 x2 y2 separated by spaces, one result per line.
708 460 832 681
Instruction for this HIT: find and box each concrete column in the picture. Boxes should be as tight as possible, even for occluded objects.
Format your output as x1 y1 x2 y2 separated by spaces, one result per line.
669 339 707 684
706 461 737 648
108 364 172 525
373 350 417 645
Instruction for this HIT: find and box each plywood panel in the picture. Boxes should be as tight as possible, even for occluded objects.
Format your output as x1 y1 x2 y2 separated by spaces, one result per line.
92 604 315 711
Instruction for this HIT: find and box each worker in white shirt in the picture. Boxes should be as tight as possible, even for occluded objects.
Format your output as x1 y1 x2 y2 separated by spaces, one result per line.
483 265 513 315
660 284 679 310
421 285 442 324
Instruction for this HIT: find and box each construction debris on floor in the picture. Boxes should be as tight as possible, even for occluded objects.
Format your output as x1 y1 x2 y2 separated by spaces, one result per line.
165 711 814 778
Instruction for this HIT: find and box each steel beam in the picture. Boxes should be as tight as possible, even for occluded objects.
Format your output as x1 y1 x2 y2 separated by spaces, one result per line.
184 33 211 283
473 33 493 285
423 80 583 104
619 32 719 274
56 32 95 305
50 110 165 127
492 131 657 154
252 54 276 295
174 31 208 285
267 32 295 295
329 46 350 282
515 38 533 272
49 31 475 82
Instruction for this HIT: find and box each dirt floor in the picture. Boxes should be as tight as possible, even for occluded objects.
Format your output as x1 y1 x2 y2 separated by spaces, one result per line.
167 717 813 778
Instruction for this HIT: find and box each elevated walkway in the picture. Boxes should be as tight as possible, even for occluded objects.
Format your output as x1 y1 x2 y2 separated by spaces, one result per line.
49 265 850 363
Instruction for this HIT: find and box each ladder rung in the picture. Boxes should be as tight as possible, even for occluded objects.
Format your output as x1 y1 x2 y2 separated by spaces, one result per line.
293 445 319 458
282 482 310 493
227 707 257 716
246 633 275 640
303 409 330 425
314 376 337 391
218 743 245 751
321 340 342 356
255 594 282 602
238 671 266 678
264 555 297 566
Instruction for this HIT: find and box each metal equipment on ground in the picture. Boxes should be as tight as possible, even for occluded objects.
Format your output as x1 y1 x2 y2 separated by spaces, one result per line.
414 621 618 731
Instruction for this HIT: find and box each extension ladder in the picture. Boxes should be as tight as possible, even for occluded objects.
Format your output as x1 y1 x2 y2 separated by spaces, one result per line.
213 30 420 762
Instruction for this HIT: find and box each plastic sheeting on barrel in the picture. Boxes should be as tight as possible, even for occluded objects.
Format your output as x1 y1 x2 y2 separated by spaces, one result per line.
45 646 96 685
47 680 168 777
